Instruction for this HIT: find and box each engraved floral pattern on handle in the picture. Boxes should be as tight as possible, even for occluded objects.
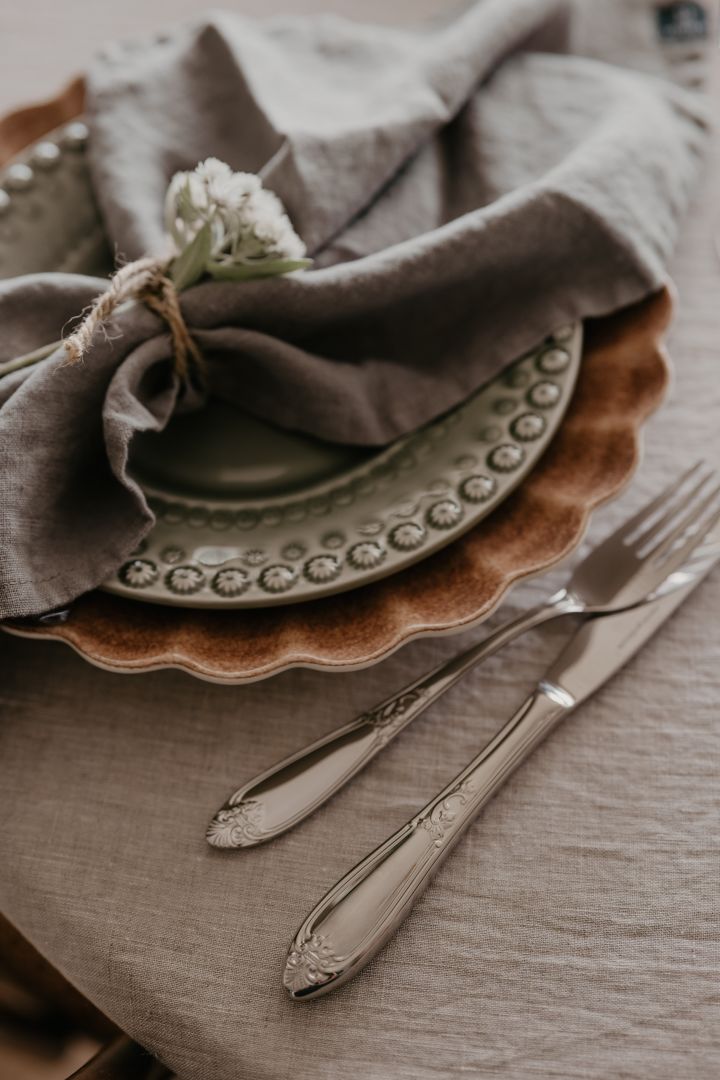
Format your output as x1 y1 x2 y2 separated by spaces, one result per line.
206 799 265 848
412 777 475 847
359 688 430 747
283 932 342 995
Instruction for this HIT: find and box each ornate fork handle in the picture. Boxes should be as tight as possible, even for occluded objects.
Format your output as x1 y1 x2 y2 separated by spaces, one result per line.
207 593 579 849
283 538 720 998
283 685 571 998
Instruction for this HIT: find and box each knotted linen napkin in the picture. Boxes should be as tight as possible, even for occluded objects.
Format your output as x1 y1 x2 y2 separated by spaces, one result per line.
0 0 711 619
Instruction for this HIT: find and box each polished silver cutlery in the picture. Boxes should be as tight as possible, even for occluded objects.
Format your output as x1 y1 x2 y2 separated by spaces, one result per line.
208 465 719 850
283 533 719 999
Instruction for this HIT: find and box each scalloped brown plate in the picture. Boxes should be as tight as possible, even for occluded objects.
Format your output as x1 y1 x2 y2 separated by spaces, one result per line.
5 289 672 681
0 86 671 682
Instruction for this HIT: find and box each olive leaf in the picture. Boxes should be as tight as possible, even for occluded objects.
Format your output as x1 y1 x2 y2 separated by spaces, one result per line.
205 255 313 280
206 257 312 281
169 222 213 290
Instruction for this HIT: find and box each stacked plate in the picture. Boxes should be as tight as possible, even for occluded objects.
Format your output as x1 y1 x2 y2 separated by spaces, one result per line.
0 121 670 681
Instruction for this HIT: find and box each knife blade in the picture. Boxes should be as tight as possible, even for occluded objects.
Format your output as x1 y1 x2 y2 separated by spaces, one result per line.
284 544 718 1000
539 546 719 708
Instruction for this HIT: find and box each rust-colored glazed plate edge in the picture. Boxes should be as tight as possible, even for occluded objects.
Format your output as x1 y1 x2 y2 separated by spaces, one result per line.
0 83 672 683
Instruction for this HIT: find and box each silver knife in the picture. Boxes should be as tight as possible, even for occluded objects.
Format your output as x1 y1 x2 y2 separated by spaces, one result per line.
283 545 718 1000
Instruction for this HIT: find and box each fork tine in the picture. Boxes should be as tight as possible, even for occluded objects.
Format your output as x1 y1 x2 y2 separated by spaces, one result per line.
612 462 704 543
648 503 720 591
648 484 720 563
682 537 720 567
660 509 720 583
653 534 720 598
630 472 713 553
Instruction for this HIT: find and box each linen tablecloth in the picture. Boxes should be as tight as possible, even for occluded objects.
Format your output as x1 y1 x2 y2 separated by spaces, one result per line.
1 5 719 1079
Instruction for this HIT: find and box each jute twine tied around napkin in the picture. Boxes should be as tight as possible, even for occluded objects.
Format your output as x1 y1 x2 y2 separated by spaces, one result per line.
62 154 311 377
63 256 203 380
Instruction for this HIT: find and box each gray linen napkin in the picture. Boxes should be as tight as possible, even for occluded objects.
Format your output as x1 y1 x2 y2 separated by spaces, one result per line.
0 0 710 618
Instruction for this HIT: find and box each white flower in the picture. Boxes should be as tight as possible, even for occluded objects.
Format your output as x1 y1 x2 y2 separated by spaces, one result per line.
241 188 307 261
195 157 261 208
164 170 214 239
165 158 310 289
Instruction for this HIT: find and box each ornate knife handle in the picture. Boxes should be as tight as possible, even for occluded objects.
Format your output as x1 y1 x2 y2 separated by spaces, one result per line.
207 596 577 849
284 685 572 999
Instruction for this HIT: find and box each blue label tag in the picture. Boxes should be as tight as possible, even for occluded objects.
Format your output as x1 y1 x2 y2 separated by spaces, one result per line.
656 2 709 42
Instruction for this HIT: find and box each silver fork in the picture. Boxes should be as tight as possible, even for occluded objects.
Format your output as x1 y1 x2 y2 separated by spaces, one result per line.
207 464 719 850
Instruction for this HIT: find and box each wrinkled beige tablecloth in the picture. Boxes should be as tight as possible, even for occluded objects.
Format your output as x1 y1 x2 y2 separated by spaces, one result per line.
1 4 720 1080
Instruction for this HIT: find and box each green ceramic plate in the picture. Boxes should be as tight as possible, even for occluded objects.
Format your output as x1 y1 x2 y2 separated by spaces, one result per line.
0 123 581 608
